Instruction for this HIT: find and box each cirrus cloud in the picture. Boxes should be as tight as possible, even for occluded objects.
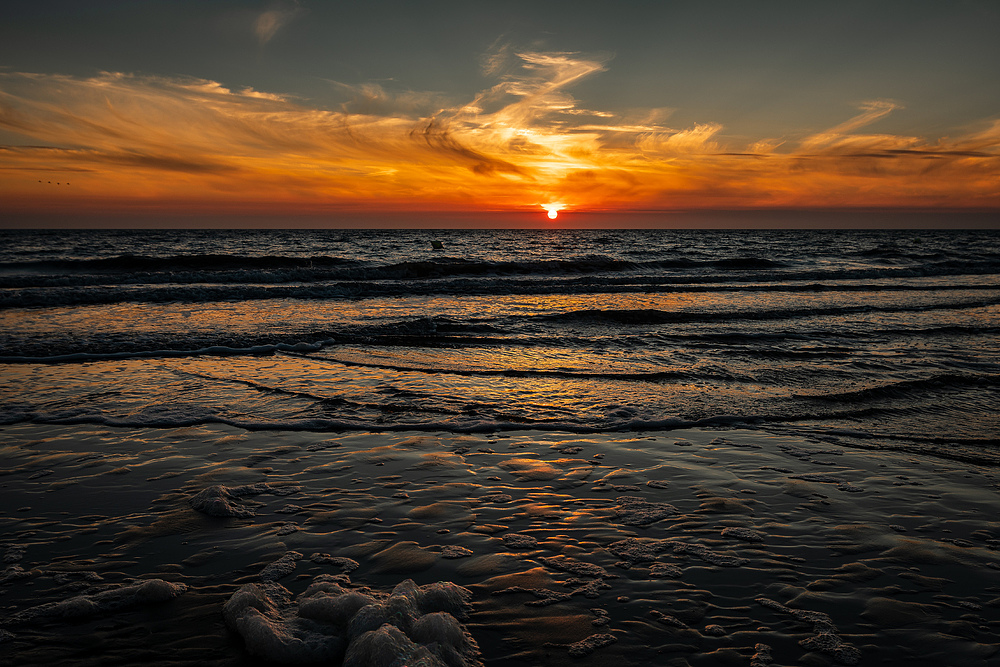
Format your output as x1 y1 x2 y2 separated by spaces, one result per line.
254 3 305 45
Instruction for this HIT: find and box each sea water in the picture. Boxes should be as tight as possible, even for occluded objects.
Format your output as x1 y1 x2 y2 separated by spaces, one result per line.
1 227 998 460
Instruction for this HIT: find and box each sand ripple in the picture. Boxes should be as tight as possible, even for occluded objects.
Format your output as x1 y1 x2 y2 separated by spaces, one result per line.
2 424 999 666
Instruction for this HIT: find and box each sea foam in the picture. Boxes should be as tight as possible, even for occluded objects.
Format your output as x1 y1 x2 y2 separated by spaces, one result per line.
224 571 480 666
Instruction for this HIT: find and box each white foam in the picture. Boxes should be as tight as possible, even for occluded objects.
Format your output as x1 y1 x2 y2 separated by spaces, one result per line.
348 596 420 639
5 578 187 626
501 533 537 549
410 612 481 666
190 482 300 518
566 633 617 657
223 583 345 663
442 546 474 558
613 496 678 525
672 542 749 567
412 581 473 619
260 551 303 582
224 576 479 666
755 597 860 665
343 624 423 667
189 484 264 518
298 591 376 627
721 527 764 542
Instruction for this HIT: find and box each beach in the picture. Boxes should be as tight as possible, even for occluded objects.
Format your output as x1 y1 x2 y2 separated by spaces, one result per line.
4 0 1000 661
1 227 999 664
2 424 998 666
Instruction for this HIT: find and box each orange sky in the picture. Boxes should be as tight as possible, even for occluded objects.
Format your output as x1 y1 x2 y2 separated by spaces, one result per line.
2 50 999 223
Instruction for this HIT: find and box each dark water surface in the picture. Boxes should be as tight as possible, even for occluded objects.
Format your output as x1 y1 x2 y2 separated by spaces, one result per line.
1 228 998 460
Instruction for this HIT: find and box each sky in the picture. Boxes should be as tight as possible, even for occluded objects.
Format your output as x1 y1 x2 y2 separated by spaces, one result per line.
1 0 999 228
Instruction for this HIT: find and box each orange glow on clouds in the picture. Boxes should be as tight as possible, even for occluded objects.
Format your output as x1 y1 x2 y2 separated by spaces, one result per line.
1 50 999 219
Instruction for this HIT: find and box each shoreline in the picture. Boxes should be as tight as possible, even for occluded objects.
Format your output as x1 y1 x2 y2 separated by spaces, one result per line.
2 424 999 665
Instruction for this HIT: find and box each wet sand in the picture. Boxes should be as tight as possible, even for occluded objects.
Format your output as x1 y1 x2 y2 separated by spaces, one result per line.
1 425 998 666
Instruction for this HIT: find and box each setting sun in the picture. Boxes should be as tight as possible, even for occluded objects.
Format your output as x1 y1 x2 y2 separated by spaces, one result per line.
542 203 564 220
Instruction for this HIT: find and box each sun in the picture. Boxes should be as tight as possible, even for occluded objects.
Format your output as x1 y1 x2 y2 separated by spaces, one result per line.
541 203 564 220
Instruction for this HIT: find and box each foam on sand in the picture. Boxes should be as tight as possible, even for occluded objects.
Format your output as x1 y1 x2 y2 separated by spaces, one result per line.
190 482 300 517
223 562 479 667
3 578 187 627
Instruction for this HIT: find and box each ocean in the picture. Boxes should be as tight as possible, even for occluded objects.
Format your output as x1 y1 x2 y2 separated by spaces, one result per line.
1 227 998 460
2 227 1000 666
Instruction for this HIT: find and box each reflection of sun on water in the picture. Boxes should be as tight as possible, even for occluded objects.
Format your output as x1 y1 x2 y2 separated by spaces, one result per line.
542 203 564 220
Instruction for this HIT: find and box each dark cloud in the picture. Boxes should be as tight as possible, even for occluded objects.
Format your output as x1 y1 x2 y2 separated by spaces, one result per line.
409 120 527 176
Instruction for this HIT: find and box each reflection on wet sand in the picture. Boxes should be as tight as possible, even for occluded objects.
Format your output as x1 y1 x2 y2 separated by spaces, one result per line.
1 425 998 665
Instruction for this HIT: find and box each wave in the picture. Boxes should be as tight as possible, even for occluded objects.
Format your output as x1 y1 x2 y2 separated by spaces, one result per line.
1 253 360 273
0 341 329 364
710 257 786 270
539 299 1000 326
795 373 1000 403
4 249 998 294
288 352 708 383
874 324 1000 337
4 274 1000 311
2 407 996 451
0 409 722 434
4 408 996 467
0 405 889 434
3 305 999 361
0 254 769 289
172 368 464 417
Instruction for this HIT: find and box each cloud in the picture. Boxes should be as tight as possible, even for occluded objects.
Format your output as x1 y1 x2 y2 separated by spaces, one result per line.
799 99 902 153
335 82 450 117
255 3 304 46
409 120 527 176
1 59 998 215
636 123 723 156
457 50 608 130
480 40 512 78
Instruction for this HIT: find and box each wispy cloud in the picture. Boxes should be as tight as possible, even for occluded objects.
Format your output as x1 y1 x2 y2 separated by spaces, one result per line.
637 123 723 155
1 52 998 216
799 99 901 151
254 3 304 46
